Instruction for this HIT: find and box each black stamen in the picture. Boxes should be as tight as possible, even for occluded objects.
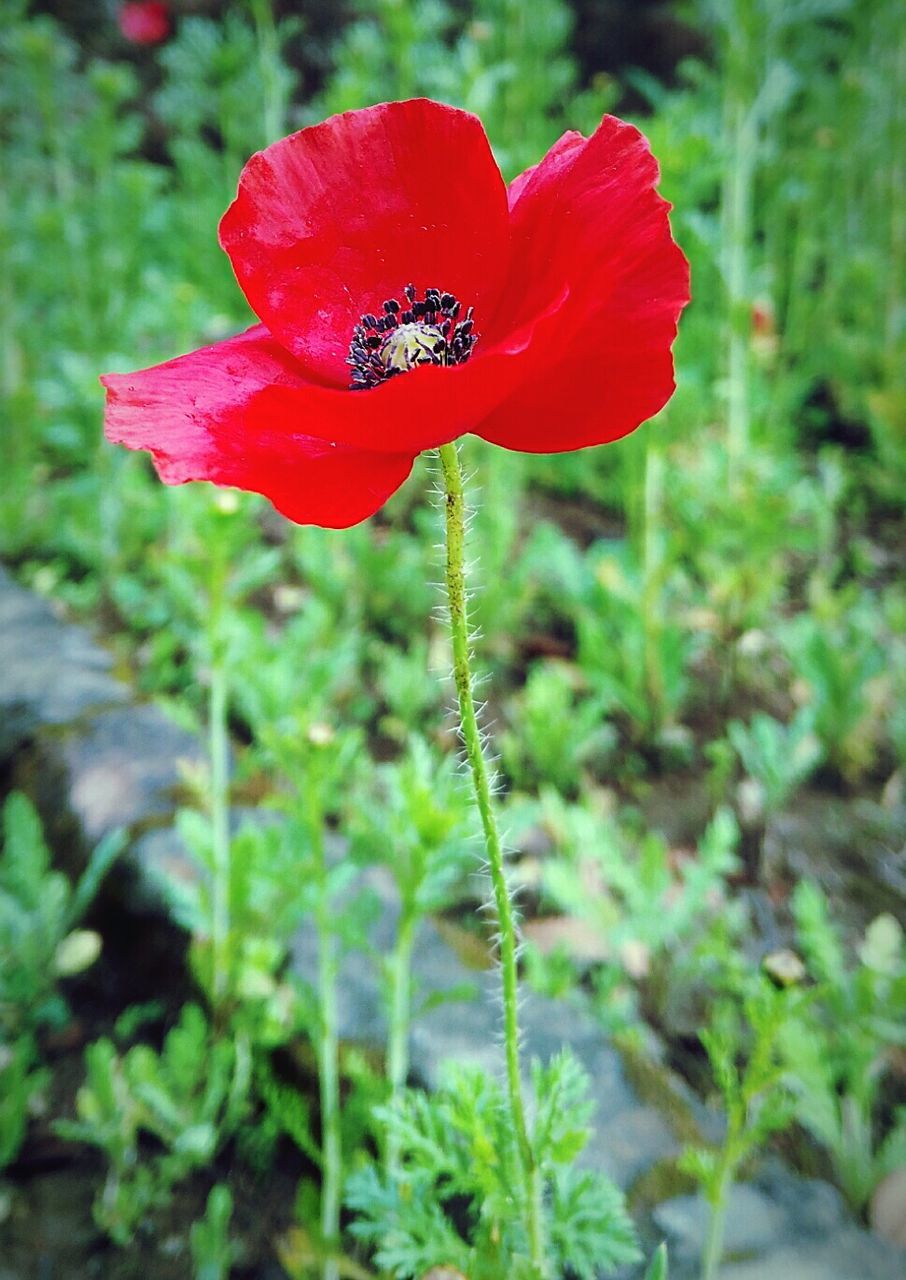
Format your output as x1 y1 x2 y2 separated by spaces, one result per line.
347 284 479 390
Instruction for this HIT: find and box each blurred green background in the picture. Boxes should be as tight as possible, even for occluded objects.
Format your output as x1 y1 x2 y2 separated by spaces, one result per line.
1 0 905 1272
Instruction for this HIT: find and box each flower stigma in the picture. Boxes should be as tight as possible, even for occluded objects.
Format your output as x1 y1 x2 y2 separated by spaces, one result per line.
347 283 477 390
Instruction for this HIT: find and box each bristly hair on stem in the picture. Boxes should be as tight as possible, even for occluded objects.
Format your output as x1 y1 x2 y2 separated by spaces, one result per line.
345 441 640 1279
436 440 547 1275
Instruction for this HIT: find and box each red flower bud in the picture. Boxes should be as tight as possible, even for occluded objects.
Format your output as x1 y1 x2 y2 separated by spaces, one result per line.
118 2 170 46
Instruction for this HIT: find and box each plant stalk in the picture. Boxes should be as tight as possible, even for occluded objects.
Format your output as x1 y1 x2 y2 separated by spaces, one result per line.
385 905 417 1169
701 1165 730 1280
209 628 231 1014
387 906 416 1099
642 439 666 731
309 769 341 1280
438 441 546 1276
701 1172 726 1280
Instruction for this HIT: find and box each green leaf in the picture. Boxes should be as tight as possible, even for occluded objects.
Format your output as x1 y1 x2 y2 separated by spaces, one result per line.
643 1242 669 1280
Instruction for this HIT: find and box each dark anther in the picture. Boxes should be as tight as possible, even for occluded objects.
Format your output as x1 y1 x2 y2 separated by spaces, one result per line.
348 283 479 390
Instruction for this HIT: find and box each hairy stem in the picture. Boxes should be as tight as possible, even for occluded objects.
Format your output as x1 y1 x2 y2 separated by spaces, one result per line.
438 441 546 1275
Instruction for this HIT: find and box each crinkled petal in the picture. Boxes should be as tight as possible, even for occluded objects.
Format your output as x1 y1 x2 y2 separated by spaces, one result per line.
101 326 415 528
504 131 585 211
219 99 511 387
478 114 689 450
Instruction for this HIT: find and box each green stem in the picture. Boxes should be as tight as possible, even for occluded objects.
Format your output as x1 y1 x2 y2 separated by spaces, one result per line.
438 442 546 1276
309 772 340 1280
701 1165 731 1280
387 906 416 1099
641 439 665 732
386 905 417 1169
724 96 755 480
209 640 231 1014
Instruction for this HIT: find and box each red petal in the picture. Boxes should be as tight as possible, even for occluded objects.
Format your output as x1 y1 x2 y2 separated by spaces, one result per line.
479 115 689 451
474 333 677 455
102 327 414 528
219 100 511 387
505 131 585 210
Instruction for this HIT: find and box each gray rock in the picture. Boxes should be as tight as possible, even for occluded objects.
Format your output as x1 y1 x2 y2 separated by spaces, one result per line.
764 792 906 930
128 824 200 915
0 565 126 760
654 1184 787 1259
717 1227 905 1280
756 1157 848 1235
40 702 205 843
409 961 501 1084
594 1102 682 1186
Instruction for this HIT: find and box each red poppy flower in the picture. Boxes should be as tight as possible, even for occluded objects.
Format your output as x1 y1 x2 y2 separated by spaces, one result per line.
102 100 689 528
118 2 170 45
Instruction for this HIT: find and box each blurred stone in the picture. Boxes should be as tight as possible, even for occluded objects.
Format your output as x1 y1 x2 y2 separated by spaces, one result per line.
870 1166 906 1248
128 825 199 915
764 792 906 930
21 702 204 844
654 1184 786 1259
716 1227 906 1280
0 565 126 760
756 1160 848 1234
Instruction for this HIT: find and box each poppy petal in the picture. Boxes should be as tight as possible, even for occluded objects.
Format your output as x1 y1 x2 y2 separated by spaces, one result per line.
101 326 415 528
473 331 677 454
219 99 511 388
504 130 584 211
478 114 689 450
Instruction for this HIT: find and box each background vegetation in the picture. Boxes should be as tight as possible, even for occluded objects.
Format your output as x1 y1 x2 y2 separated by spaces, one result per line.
1 1 904 1277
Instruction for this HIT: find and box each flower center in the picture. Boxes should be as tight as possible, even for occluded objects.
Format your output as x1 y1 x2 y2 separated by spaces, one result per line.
347 284 477 390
